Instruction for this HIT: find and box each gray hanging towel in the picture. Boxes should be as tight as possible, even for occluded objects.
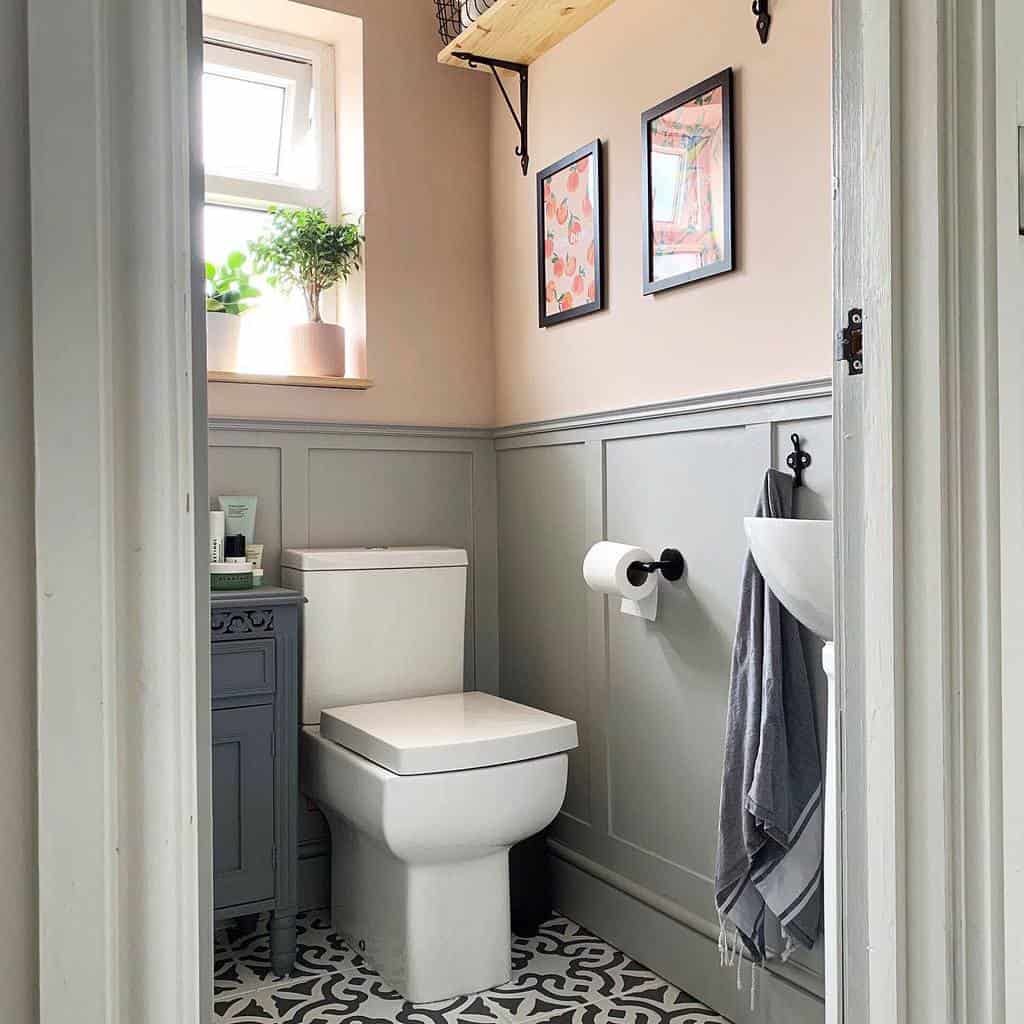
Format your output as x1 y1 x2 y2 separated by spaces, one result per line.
715 469 823 963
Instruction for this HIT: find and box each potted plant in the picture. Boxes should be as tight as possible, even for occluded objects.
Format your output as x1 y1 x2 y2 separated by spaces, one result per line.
249 207 364 377
205 252 260 373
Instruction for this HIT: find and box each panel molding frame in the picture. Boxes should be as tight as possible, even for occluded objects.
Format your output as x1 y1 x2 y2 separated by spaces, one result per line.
497 385 833 1007
214 379 833 997
209 425 500 695
494 377 832 439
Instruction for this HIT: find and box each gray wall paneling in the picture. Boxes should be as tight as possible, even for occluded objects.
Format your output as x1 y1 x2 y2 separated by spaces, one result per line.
495 385 831 1024
209 380 831 1021
209 420 500 906
209 422 499 697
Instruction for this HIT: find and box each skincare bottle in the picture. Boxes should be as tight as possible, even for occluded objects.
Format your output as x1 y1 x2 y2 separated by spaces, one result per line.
218 496 257 550
224 534 248 564
246 544 264 570
209 510 226 564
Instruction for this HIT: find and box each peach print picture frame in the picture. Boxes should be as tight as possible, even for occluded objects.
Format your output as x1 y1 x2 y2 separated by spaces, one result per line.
537 140 604 327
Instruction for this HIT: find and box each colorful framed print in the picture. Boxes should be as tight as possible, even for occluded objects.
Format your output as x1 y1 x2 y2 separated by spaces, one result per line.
642 68 734 295
537 140 604 327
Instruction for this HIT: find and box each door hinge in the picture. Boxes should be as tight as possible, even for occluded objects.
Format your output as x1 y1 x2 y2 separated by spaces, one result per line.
841 307 863 375
272 846 278 869
270 732 276 759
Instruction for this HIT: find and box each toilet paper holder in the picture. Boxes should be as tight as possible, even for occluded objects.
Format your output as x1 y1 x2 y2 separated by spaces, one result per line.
626 548 686 586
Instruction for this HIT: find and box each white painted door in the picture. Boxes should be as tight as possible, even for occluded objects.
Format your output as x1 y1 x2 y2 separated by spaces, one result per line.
832 1 868 1020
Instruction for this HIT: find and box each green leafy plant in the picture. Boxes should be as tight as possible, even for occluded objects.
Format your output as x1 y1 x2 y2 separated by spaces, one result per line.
249 207 364 323
205 252 260 315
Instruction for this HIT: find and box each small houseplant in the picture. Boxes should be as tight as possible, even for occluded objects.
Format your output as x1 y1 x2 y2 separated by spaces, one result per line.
205 252 260 373
249 207 364 377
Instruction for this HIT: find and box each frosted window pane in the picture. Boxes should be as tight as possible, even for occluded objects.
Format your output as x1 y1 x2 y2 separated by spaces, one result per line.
651 152 684 223
203 73 285 179
204 204 308 375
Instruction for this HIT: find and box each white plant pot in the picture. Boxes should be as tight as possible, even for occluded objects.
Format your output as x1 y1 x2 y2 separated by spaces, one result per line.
206 312 242 373
288 321 346 377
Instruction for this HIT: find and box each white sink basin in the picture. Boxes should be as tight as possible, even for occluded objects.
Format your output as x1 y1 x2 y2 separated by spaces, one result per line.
743 518 834 641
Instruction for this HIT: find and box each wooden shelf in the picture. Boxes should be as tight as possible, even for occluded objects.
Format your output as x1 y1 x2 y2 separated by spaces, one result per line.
208 371 374 390
438 0 619 69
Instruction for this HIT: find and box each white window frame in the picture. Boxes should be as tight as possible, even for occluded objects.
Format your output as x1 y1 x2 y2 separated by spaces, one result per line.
202 16 337 216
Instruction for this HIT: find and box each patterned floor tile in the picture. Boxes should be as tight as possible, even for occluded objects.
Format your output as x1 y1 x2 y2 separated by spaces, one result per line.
518 983 729 1024
215 971 506 1023
486 917 666 1020
213 912 728 1024
215 912 374 997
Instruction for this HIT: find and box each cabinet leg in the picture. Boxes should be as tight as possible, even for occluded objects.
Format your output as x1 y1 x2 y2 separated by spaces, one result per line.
269 912 297 976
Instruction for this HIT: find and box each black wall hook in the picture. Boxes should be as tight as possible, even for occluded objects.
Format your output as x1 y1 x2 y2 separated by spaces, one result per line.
787 433 812 487
626 548 686 586
752 0 772 43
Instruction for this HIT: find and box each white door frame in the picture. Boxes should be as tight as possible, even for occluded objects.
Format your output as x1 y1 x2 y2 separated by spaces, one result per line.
27 0 1016 1021
29 0 206 1021
835 0 1010 1022
996 0 1024 1018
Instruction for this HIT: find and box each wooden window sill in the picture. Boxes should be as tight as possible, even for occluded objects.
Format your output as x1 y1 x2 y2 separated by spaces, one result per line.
208 371 374 390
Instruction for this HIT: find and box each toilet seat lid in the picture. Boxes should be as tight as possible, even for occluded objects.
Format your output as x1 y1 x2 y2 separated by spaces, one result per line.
319 692 579 775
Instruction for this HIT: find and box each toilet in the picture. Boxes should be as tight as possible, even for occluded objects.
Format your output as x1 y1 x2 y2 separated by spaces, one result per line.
281 546 578 1003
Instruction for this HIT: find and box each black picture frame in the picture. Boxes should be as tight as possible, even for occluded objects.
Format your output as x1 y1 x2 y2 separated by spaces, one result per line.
641 68 735 296
536 139 604 328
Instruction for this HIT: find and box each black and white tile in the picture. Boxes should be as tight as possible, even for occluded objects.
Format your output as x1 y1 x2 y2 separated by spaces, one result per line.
214 912 729 1024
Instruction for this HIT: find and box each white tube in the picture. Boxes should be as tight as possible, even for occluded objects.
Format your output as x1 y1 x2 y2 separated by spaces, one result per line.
218 495 258 547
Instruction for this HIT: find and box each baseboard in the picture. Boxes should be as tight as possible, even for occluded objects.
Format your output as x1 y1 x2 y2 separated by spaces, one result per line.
549 845 825 1024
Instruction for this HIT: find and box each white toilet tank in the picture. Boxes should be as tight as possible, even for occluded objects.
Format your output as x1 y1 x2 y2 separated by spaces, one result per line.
281 547 468 725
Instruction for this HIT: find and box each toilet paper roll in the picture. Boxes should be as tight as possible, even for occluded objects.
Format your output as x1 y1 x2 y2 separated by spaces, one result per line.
583 542 659 622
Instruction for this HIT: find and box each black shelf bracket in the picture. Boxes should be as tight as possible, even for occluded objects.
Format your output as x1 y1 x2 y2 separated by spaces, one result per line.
752 0 771 44
452 52 529 175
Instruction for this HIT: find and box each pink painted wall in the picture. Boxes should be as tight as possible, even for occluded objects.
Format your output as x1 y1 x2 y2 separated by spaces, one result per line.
207 0 831 429
206 0 496 426
489 0 832 426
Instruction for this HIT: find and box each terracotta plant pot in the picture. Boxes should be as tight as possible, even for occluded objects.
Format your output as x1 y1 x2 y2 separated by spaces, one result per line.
206 312 242 373
288 321 346 377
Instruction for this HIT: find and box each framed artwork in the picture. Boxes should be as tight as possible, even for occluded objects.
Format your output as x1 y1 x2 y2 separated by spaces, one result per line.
537 140 604 327
641 68 734 295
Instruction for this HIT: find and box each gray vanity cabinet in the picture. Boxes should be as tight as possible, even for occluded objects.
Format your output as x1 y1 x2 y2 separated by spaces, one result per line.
211 588 303 975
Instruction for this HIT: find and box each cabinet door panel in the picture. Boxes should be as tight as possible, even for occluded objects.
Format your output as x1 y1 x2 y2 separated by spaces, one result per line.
213 705 275 909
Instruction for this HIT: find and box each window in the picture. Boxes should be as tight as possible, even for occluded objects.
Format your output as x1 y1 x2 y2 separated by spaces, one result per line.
203 18 336 373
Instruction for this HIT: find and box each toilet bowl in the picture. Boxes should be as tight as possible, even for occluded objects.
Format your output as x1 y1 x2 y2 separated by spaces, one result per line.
282 547 579 1002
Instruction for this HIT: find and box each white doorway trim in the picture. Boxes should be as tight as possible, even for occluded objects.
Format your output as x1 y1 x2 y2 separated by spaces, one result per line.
25 0 1015 1020
28 0 207 1021
996 0 1023 1018
835 0 1009 1021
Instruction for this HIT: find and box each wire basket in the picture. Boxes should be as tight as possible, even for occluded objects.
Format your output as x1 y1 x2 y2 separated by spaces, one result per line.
434 0 463 45
434 0 500 45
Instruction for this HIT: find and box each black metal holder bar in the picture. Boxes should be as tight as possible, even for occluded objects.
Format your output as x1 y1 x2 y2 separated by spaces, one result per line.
752 0 771 44
626 549 686 586
452 52 530 175
787 433 812 487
